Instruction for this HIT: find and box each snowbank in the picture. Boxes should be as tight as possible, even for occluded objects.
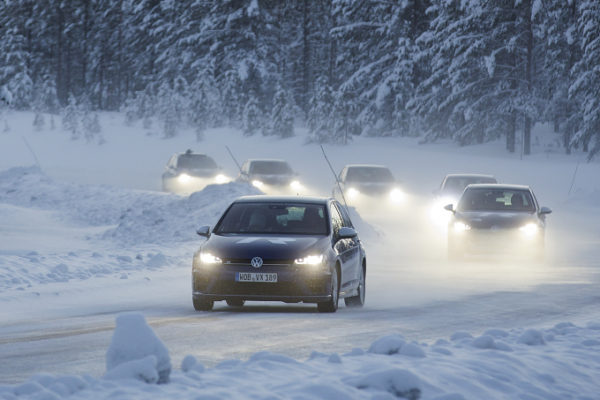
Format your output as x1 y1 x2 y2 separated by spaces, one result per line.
1 320 598 399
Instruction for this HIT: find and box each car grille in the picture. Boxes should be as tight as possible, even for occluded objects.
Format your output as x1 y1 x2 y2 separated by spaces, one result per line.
221 258 293 267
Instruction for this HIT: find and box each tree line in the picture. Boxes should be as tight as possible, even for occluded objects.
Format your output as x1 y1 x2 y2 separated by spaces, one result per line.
0 0 598 158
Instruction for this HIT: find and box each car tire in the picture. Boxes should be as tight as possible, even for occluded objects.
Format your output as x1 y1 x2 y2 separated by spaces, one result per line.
226 299 245 307
318 267 339 313
345 264 365 308
193 297 214 311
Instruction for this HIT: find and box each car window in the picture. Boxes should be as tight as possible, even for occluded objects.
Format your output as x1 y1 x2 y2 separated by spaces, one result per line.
330 204 344 236
335 203 353 228
442 176 497 194
177 154 217 169
457 188 535 212
346 167 394 183
249 161 293 175
215 203 328 235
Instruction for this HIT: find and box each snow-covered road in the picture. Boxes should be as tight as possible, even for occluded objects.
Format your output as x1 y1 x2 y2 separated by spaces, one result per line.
1 113 599 398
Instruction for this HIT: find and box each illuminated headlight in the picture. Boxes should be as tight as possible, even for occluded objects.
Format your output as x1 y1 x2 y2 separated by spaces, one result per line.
389 188 404 202
294 254 324 266
215 174 229 184
178 173 192 184
453 221 471 233
290 180 303 190
519 223 539 237
199 252 222 264
252 180 264 188
346 187 360 199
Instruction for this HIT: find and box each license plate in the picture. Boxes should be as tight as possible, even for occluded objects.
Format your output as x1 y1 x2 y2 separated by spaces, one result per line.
236 272 278 283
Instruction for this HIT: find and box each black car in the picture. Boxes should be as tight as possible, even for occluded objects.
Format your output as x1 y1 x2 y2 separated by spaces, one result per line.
332 164 403 204
162 150 229 193
192 196 366 312
445 184 552 260
237 159 303 193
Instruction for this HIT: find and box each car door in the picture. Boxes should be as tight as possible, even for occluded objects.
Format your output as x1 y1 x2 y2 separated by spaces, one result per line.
330 202 359 293
336 202 361 287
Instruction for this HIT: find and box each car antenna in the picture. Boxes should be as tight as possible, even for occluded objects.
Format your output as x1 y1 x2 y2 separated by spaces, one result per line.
320 144 350 211
225 145 242 173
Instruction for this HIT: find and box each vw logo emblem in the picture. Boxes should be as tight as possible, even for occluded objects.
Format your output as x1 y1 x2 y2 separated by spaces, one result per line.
251 257 263 268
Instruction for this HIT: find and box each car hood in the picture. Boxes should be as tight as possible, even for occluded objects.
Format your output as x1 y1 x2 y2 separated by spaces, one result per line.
347 181 396 194
180 167 219 177
250 174 294 185
202 234 328 261
455 211 538 229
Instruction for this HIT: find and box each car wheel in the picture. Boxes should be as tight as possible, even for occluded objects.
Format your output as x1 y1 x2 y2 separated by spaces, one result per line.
193 297 214 311
345 264 365 308
226 299 245 307
318 267 339 313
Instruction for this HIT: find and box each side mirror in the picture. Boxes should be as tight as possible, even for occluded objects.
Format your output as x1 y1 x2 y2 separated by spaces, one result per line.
539 206 552 215
196 225 211 237
338 227 358 239
444 204 454 213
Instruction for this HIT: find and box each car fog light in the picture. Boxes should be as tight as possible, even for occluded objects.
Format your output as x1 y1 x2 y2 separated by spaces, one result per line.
252 180 264 188
215 174 229 184
178 173 192 184
294 255 324 265
200 252 222 264
519 223 539 237
453 221 471 233
346 187 360 199
389 188 404 202
290 180 303 190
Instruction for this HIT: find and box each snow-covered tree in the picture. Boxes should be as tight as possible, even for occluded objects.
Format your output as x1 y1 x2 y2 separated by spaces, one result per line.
308 76 334 143
570 0 600 157
243 92 262 136
267 83 294 138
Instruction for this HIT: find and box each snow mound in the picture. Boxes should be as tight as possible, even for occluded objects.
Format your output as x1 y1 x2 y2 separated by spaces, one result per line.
347 368 421 399
517 329 546 346
369 334 406 355
103 182 262 245
105 313 171 384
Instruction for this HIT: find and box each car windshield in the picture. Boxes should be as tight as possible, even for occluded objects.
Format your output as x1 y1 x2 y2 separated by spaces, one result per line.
250 161 293 175
177 154 218 169
442 176 497 195
346 167 394 183
457 188 535 212
215 203 328 235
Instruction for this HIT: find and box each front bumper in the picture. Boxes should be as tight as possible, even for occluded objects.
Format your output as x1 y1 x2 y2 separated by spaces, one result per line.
192 263 332 303
448 229 544 255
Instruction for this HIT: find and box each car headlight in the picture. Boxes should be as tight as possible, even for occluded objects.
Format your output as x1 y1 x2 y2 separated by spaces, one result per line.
389 188 404 202
290 180 303 190
452 221 471 233
346 187 360 198
519 223 539 237
178 173 192 184
252 180 264 188
215 174 229 184
294 254 323 266
199 252 222 264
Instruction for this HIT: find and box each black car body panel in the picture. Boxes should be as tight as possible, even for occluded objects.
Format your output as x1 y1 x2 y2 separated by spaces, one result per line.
447 184 550 257
192 196 366 310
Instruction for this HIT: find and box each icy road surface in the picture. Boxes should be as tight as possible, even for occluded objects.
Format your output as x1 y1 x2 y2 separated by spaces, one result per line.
0 115 599 384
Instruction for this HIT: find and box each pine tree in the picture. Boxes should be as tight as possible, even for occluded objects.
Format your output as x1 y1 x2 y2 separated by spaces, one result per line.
570 0 600 157
307 76 334 143
243 92 262 136
267 83 294 138
62 94 80 139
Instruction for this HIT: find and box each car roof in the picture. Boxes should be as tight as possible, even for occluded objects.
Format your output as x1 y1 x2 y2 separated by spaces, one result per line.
465 183 531 190
444 173 496 179
246 159 289 163
234 195 331 205
344 164 390 169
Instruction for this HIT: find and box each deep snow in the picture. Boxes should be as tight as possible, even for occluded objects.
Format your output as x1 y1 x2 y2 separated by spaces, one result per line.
0 111 599 399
